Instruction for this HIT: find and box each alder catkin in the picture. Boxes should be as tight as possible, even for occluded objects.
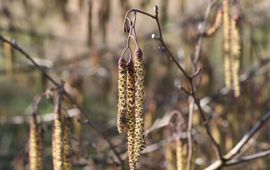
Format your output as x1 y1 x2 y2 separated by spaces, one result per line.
52 113 63 170
29 113 43 170
117 58 128 134
63 117 72 170
134 48 145 163
231 17 241 97
165 141 174 170
126 59 136 170
223 0 232 89
176 140 184 170
52 108 72 170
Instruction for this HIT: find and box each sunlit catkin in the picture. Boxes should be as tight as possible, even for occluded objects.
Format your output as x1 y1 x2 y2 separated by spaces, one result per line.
206 9 223 36
134 48 145 162
223 0 232 89
126 59 136 170
29 113 43 170
117 57 127 134
231 17 241 97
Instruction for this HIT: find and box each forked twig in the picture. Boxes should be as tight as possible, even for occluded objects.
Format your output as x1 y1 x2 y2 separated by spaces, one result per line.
205 111 270 170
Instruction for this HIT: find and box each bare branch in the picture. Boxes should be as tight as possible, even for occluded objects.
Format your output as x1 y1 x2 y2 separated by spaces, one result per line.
226 149 270 166
0 35 124 167
205 111 270 170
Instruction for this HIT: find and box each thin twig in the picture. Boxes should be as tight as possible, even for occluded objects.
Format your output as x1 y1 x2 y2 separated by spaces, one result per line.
205 111 270 170
0 35 59 86
193 0 217 65
123 2 223 161
0 35 124 168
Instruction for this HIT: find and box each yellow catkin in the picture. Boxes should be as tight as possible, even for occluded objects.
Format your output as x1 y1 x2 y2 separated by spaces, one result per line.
63 117 72 170
126 59 136 170
191 143 197 170
29 113 43 170
206 9 223 36
176 140 183 170
231 17 241 97
223 0 232 89
134 48 145 163
52 108 72 170
52 113 63 170
165 141 174 170
117 58 128 134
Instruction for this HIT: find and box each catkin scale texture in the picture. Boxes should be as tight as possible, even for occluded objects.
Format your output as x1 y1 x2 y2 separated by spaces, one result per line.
126 60 136 170
29 113 43 170
52 112 72 170
117 58 128 134
52 114 63 170
134 48 145 163
63 118 72 170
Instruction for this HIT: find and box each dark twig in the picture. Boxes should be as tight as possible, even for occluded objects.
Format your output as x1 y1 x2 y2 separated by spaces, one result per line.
0 35 124 167
0 35 59 86
123 2 223 162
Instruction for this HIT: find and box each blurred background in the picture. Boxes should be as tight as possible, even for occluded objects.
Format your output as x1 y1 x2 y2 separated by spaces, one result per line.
0 0 270 169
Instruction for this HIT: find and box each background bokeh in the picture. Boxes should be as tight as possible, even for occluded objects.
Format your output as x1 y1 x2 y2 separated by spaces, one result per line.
0 0 270 169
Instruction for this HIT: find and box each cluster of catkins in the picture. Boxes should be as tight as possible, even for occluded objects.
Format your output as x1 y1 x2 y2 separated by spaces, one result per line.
28 100 72 170
206 0 241 97
117 48 145 170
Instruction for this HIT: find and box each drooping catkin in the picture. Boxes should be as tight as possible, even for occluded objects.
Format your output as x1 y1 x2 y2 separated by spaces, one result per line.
52 112 63 170
52 106 72 170
231 17 241 97
165 141 174 170
62 117 72 170
117 58 128 134
223 0 232 89
29 113 43 170
134 48 145 162
206 9 223 36
176 140 184 170
126 59 136 170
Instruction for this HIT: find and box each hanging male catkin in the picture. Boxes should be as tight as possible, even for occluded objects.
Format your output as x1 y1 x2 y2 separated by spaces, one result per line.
29 113 43 170
231 17 241 97
117 58 128 134
223 0 232 89
62 117 72 170
134 48 145 163
52 112 63 170
176 140 184 170
126 59 136 170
